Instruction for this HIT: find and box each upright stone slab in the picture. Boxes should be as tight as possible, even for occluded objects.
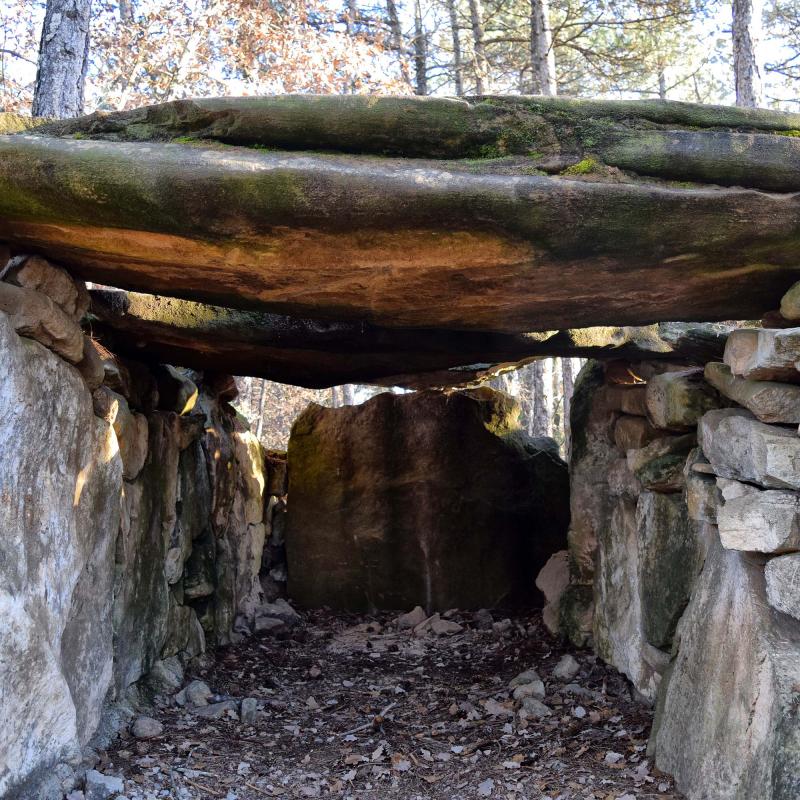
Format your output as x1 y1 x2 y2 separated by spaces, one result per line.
653 536 800 800
285 389 569 611
0 312 122 798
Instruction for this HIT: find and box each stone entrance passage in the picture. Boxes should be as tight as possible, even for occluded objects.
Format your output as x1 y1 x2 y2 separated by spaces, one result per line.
3 94 800 800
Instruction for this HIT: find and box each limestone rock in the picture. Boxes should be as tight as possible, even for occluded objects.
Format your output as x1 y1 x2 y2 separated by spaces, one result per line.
780 281 800 321
724 328 800 383
0 280 84 363
552 654 580 682
568 362 618 593
705 362 800 424
193 700 239 720
698 408 800 490
518 697 551 720
765 554 800 620
614 414 660 451
627 433 694 493
131 716 163 739
84 771 124 800
512 681 545 701
716 479 800 553
240 697 258 724
286 389 569 610
684 448 719 524
92 387 149 481
636 492 701 650
607 458 642 499
76 336 106 391
396 606 428 630
653 537 800 800
645 368 722 431
509 668 542 689
1 254 89 320
604 385 648 416
0 312 122 798
535 551 570 636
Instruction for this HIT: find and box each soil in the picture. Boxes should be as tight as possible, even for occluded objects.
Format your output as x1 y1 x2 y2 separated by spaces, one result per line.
100 609 685 800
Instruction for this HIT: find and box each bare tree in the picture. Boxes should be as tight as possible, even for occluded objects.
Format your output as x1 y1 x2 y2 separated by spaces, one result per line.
32 0 93 118
561 357 574 450
532 360 548 436
118 0 134 21
413 0 428 94
385 0 411 85
445 0 465 95
529 0 556 95
732 0 763 107
466 0 489 93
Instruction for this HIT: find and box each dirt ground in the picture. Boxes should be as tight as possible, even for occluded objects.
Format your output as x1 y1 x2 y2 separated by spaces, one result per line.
101 609 684 800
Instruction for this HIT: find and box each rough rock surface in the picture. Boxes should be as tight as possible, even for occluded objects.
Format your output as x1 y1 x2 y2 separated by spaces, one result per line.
724 328 800 383
765 553 800 620
645 368 722 431
698 408 800 490
2 97 800 337
654 536 800 800
89 289 737 389
705 361 800 423
0 312 122 798
286 389 569 610
716 479 800 553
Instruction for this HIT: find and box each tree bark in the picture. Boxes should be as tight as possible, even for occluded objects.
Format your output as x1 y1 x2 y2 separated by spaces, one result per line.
118 0 134 21
732 0 763 108
466 0 489 94
532 361 547 436
529 0 556 95
445 0 465 96
32 0 93 118
413 0 428 95
385 0 410 86
255 378 267 439
561 356 574 451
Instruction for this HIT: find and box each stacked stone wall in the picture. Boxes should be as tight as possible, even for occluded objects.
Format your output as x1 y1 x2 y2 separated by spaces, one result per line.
0 255 270 798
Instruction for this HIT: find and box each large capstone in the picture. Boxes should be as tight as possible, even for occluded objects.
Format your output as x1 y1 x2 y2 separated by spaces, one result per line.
285 389 569 611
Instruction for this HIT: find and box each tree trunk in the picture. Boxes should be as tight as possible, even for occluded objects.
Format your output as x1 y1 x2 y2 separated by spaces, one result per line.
551 357 563 450
466 0 489 94
413 0 428 96
119 0 134 21
32 0 93 118
255 378 267 439
529 0 556 95
732 0 763 108
445 0 464 96
561 356 574 451
532 360 547 436
385 0 410 85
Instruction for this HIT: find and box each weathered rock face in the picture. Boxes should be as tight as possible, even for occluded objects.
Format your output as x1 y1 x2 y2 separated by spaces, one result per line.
286 389 569 611
653 539 800 800
0 312 122 798
1 97 800 341
88 289 737 390
699 408 800 490
0 260 269 796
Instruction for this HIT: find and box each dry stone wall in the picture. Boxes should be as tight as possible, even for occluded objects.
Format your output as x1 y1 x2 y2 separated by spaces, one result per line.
558 310 800 798
0 255 270 799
